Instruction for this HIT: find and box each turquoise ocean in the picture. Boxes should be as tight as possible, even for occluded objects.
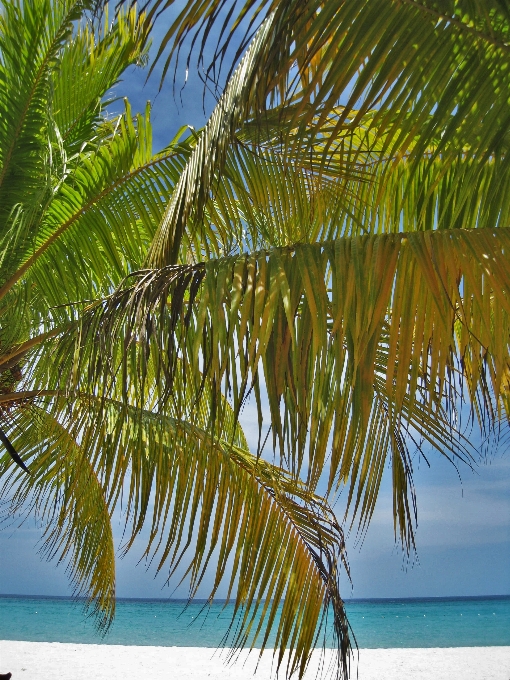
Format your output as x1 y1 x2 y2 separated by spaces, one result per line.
0 595 509 648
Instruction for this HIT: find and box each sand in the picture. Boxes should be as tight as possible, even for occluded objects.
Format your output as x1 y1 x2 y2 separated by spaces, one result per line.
1 641 509 680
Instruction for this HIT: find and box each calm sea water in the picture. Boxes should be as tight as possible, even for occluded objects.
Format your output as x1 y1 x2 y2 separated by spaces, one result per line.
0 595 509 648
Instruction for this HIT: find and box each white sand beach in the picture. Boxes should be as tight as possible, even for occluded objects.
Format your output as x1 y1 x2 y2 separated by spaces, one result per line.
0 641 509 680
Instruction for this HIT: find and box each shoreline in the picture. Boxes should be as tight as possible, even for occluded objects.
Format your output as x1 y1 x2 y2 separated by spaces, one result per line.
1 641 509 680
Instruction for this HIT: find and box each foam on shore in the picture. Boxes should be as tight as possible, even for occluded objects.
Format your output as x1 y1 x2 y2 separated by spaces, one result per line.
1 640 509 679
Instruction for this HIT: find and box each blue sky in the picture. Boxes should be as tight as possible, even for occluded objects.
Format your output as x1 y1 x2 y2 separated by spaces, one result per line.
0 6 509 603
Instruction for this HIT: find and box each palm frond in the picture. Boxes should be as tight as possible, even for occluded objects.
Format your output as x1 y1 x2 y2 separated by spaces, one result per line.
0 4 153 304
127 1 510 269
0 403 116 629
146 11 288 267
57 226 510 550
197 106 510 260
22 105 193 320
0 0 88 206
53 6 150 154
0 115 194 367
0 387 352 678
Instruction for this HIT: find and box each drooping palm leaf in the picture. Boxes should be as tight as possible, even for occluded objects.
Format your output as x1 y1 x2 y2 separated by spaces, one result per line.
130 1 510 267
58 226 510 550
0 403 116 629
0 386 352 677
4 2 510 679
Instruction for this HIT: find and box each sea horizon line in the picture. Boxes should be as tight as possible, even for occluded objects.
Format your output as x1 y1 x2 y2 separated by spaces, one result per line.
1 593 509 604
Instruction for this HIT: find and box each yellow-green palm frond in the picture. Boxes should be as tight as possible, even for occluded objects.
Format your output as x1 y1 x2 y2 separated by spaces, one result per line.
133 1 510 268
58 226 510 551
0 385 353 678
193 104 510 260
202 111 371 256
0 403 116 629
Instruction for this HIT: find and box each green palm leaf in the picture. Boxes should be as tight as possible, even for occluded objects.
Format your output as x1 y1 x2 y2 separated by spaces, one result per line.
59 226 509 550
21 104 193 320
0 403 116 629
4 2 510 678
129 1 510 266
0 387 352 677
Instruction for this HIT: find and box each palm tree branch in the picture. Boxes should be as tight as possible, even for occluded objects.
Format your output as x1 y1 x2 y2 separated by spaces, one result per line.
1 386 352 677
0 0 87 191
399 0 510 53
54 227 510 552
0 143 191 303
0 403 116 629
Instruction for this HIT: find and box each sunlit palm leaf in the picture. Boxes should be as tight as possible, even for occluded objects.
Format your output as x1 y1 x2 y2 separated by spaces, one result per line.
0 0 89 293
53 6 149 154
59 227 509 550
131 1 510 267
0 403 116 629
22 105 193 323
0 387 352 677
